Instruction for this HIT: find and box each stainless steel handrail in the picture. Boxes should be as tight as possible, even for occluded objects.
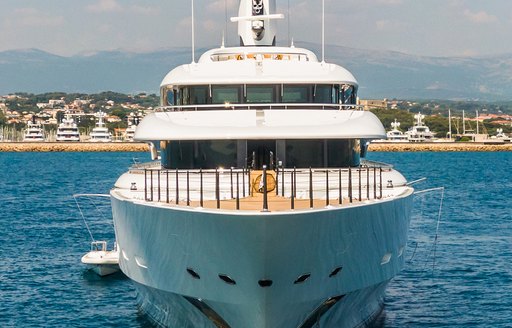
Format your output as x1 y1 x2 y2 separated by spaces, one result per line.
155 103 364 112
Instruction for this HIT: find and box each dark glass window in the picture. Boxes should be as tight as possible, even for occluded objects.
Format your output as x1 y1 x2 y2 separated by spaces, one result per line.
161 140 238 169
190 86 209 105
314 85 332 103
282 85 311 103
212 86 241 104
246 85 275 103
166 89 175 106
285 140 324 168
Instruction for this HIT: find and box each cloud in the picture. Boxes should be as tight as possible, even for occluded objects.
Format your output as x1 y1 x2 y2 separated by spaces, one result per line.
463 9 497 24
375 19 405 31
206 0 238 14
12 8 65 28
376 0 403 5
86 0 123 13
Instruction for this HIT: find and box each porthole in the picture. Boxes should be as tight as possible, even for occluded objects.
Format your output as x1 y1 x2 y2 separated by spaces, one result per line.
294 273 311 284
187 268 201 279
219 274 236 285
258 280 273 288
329 266 343 278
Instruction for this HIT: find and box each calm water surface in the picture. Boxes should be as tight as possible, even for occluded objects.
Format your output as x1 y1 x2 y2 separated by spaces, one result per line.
0 151 510 327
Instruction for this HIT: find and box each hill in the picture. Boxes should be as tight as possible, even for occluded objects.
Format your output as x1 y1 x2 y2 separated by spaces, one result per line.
1 45 512 101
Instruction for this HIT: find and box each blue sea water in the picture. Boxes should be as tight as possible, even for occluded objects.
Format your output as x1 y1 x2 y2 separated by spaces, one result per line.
0 151 510 327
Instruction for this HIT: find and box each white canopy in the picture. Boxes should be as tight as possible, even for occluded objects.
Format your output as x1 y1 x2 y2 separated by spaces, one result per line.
134 110 386 141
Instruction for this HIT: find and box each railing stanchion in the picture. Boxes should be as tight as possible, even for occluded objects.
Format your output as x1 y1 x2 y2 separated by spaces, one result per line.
325 170 329 206
373 167 377 199
275 165 279 196
379 167 383 199
242 168 246 197
200 169 204 207
236 172 240 210
166 170 169 203
216 169 220 209
309 168 313 209
144 169 148 201
157 170 161 202
187 170 190 206
262 165 269 212
175 168 179 205
366 166 370 200
150 170 154 202
338 168 342 205
281 166 285 197
348 167 353 203
230 167 234 199
248 168 252 196
291 168 295 210
358 166 362 202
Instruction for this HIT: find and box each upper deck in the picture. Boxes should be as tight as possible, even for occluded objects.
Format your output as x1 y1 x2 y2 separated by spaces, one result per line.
160 46 358 88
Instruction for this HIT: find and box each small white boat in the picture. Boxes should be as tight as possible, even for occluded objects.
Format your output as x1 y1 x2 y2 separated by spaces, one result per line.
81 240 120 276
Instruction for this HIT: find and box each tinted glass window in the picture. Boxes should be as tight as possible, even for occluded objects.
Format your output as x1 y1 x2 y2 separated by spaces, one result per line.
285 140 324 168
283 85 310 103
246 85 275 103
190 86 208 105
212 86 240 104
314 85 332 103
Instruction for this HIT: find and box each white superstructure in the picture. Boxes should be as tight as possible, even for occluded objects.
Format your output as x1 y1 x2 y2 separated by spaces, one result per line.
123 112 141 142
56 114 80 142
386 119 408 142
23 121 45 142
89 111 112 142
110 1 414 327
406 112 434 142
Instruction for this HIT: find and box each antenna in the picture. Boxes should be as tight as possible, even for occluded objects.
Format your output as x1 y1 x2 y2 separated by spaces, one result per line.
322 0 325 63
191 0 195 63
287 0 290 46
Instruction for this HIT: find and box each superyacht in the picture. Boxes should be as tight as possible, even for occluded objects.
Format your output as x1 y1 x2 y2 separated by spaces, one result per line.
110 1 414 327
23 120 45 142
89 111 112 142
56 113 80 142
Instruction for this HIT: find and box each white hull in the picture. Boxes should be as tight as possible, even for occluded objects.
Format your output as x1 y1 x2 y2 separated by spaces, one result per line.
111 190 413 327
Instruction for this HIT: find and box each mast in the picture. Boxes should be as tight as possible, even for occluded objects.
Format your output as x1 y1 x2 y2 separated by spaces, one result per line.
462 110 466 135
231 0 283 46
476 110 479 135
448 109 452 141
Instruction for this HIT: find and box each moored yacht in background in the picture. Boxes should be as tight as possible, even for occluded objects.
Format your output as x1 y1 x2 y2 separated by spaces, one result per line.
385 119 408 142
406 113 434 142
56 113 80 142
109 1 415 327
23 119 45 142
89 111 112 142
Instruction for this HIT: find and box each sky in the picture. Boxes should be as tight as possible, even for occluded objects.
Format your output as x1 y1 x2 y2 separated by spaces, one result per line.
0 0 511 58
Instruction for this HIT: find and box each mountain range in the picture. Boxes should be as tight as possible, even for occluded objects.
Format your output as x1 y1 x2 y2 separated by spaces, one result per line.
1 43 511 101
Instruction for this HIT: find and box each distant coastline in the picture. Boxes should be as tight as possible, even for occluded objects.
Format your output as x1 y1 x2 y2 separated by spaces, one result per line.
369 142 512 152
0 142 511 152
0 142 149 152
